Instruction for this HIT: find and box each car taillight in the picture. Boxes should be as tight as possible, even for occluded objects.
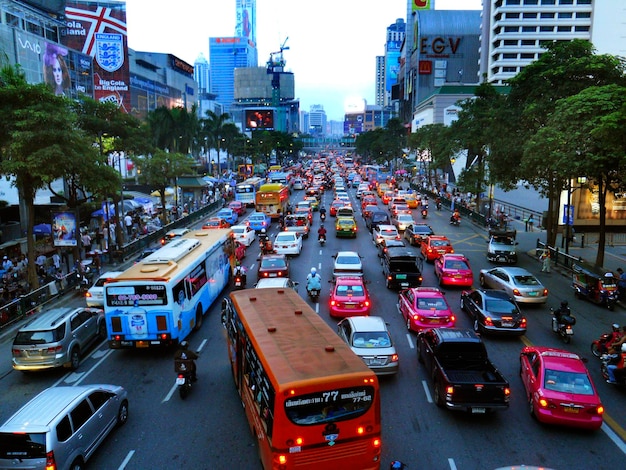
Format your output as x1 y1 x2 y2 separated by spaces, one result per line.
512 289 521 296
543 289 549 296
520 318 527 328
46 346 63 355
330 300 336 306
484 317 494 326
46 450 56 470
364 300 370 307
591 405 604 415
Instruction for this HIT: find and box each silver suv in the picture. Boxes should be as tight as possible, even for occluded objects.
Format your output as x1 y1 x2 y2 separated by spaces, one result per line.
12 307 105 371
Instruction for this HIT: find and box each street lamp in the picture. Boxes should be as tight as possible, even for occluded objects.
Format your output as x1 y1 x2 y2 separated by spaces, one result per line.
565 176 587 254
211 159 216 177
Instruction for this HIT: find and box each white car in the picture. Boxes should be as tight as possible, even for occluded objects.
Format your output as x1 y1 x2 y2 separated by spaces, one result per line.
86 271 124 307
231 224 256 247
479 266 549 304
372 224 400 246
392 213 414 232
255 277 299 291
292 179 304 190
332 251 363 278
273 231 303 256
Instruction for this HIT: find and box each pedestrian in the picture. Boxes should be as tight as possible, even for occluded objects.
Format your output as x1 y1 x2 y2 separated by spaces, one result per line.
52 250 61 272
540 250 551 273
528 214 534 232
81 231 92 253
124 212 133 236
617 268 626 301
2 256 13 271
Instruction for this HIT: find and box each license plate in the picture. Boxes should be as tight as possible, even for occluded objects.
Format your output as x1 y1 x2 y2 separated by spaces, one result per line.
369 358 383 366
345 304 355 309
528 291 537 296
502 322 514 327
472 407 486 414
176 377 186 385
400 282 409 287
429 318 442 324
566 327 574 335
454 275 462 279
498 257 506 262
397 274 407 280
136 341 149 348
563 406 579 414
269 273 277 277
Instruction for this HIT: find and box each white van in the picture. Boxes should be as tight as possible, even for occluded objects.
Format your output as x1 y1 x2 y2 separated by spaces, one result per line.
0 384 128 470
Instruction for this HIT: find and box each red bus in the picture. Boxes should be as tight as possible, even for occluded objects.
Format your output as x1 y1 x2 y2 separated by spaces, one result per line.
221 288 382 470
255 183 289 220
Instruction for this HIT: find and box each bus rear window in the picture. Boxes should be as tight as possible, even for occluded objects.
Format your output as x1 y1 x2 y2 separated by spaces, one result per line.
284 386 375 426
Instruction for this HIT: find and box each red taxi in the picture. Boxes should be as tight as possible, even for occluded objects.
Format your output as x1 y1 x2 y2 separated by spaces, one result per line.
202 217 230 229
421 235 454 262
330 199 347 217
228 200 245 216
520 346 603 430
397 287 456 332
434 254 473 287
329 276 371 318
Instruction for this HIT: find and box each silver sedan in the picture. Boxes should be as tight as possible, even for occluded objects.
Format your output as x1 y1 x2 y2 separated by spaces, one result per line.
479 266 548 304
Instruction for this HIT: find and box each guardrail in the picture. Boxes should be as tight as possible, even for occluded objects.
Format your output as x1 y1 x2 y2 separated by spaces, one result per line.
535 239 584 273
0 199 225 331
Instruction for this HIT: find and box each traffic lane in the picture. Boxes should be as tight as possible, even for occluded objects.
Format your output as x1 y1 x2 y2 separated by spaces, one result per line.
81 301 261 469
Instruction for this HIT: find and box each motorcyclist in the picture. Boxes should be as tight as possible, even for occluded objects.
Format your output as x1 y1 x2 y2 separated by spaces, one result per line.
553 300 573 325
450 208 461 224
259 229 273 254
306 267 322 295
174 340 198 382
435 197 442 210
233 261 247 287
318 224 327 241
319 205 327 220
607 324 626 354
605 343 626 384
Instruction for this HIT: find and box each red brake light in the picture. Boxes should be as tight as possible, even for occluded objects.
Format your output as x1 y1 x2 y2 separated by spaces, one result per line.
484 317 494 326
46 450 56 470
512 289 521 296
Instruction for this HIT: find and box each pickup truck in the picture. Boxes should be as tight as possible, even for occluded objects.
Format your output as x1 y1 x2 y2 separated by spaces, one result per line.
486 229 518 264
417 328 510 413
381 247 423 290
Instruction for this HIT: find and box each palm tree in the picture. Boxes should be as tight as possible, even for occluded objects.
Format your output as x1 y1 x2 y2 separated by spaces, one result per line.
202 111 231 177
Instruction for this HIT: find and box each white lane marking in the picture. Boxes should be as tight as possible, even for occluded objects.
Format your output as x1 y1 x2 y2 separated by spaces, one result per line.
73 349 115 386
318 262 321 270
422 380 433 403
118 450 136 470
64 372 85 384
406 333 415 349
448 458 457 470
162 381 178 403
602 422 626 455
316 303 320 313
197 339 208 352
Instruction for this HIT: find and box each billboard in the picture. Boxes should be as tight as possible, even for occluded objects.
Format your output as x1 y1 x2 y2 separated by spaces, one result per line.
235 0 256 45
52 211 78 247
63 1 131 112
245 109 274 130
412 0 431 11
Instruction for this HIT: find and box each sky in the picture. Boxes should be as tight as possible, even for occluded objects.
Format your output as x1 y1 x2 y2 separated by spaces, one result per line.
125 0 482 122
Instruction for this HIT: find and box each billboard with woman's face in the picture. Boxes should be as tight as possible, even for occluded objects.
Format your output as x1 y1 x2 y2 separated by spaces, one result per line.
52 211 78 247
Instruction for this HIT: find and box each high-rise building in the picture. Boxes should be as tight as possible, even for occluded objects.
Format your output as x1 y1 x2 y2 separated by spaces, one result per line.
309 105 327 136
480 0 626 84
384 18 405 107
375 56 385 106
209 36 257 115
194 53 209 94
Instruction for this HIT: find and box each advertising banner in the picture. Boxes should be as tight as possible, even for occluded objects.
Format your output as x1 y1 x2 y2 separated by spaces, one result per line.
412 0 431 11
63 1 131 112
236 0 256 45
52 211 78 247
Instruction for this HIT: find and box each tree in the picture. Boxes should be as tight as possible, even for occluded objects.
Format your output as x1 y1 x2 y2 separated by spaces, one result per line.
0 64 89 288
527 84 626 266
134 150 196 225
409 124 456 188
202 111 231 177
504 40 626 245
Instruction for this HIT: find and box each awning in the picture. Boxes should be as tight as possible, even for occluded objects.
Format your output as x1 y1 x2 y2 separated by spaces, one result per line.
177 176 210 188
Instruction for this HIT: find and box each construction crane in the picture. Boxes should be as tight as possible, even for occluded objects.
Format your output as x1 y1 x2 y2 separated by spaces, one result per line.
266 37 289 131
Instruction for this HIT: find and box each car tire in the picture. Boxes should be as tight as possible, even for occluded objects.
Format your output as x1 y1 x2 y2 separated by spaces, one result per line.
69 347 80 370
479 274 486 287
69 458 85 470
117 400 129 426
528 397 535 418
473 319 481 333
98 321 107 340
193 307 203 331
460 297 466 312
433 381 443 407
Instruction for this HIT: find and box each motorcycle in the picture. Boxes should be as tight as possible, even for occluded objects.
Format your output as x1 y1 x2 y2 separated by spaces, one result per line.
233 269 247 290
176 371 193 399
307 288 320 302
450 215 461 226
550 308 576 344
75 260 93 294
319 234 326 246
591 330 622 357
436 201 442 211
600 352 626 386
320 212 327 222
421 207 428 219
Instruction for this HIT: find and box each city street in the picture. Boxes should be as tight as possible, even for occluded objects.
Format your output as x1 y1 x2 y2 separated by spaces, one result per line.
1 184 626 470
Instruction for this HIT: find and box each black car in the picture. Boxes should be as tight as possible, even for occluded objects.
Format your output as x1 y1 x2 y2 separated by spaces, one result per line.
257 254 290 279
404 223 434 246
377 238 406 257
460 288 527 336
365 210 391 232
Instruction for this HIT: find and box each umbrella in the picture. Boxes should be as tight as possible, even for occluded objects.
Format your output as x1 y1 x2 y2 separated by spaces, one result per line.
33 223 52 235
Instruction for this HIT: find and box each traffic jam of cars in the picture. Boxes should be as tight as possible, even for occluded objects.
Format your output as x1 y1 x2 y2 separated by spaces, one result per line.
2 155 622 470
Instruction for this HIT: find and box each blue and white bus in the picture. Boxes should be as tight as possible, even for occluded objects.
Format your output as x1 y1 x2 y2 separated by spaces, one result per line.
235 176 264 207
104 229 234 348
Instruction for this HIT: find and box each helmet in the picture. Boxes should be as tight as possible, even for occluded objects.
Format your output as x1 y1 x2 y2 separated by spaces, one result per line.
320 224 324 228
612 323 620 332
180 341 189 350
560 300 568 308
261 228 266 234
621 343 626 353
310 267 317 275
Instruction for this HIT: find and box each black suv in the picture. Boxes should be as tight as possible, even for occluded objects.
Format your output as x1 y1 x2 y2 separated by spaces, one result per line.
365 210 391 232
381 247 423 290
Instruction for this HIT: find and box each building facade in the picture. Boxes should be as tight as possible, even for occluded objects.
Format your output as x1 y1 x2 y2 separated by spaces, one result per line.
384 18 405 107
308 105 327 136
194 53 209 94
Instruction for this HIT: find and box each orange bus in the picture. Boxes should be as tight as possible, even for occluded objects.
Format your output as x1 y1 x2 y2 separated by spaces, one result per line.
255 183 289 220
221 289 381 470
